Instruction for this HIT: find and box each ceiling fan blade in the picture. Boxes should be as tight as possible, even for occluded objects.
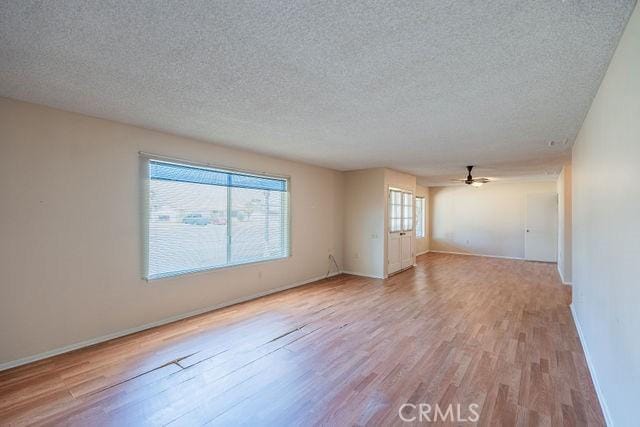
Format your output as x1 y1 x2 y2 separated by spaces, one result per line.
450 168 491 185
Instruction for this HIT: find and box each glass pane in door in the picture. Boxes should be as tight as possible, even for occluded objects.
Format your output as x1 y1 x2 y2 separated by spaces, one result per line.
389 190 402 232
402 192 413 231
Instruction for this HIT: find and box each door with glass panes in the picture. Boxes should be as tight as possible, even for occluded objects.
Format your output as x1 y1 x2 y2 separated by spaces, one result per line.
388 189 414 275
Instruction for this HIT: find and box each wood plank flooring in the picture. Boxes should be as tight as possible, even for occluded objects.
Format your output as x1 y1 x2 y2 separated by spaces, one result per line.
0 253 604 426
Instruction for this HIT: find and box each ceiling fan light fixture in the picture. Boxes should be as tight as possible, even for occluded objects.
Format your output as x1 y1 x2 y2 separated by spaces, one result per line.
471 181 483 187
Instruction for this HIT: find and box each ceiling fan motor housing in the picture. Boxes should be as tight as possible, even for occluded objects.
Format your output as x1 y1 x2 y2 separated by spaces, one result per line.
466 165 474 184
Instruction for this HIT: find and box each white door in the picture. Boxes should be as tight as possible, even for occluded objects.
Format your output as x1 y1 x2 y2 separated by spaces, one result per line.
524 193 558 262
388 231 402 274
400 192 414 269
401 231 413 269
388 189 414 275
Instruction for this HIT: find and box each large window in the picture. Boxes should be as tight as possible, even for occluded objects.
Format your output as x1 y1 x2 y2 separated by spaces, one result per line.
143 157 289 280
416 197 425 238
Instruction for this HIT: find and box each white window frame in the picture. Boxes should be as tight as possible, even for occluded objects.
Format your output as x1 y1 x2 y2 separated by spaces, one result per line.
141 153 291 280
389 189 403 233
401 191 413 232
389 188 413 233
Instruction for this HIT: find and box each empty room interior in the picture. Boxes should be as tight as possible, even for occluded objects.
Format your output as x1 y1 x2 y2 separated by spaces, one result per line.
1 1 639 426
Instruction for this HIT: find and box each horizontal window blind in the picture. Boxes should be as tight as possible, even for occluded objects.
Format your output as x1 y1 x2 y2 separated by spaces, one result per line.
144 158 289 280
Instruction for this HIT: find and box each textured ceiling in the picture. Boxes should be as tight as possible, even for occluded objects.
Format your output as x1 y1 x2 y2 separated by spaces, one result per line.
0 1 635 184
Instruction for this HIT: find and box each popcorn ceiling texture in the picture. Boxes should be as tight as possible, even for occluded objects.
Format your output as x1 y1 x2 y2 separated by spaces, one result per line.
0 1 635 183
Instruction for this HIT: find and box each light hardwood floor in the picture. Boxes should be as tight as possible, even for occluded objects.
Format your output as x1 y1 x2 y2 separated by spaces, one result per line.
0 253 603 426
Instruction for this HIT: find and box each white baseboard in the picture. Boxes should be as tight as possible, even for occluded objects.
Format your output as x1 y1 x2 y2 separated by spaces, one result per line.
557 265 573 286
416 250 430 256
341 270 385 279
0 271 343 372
429 250 524 261
570 304 613 426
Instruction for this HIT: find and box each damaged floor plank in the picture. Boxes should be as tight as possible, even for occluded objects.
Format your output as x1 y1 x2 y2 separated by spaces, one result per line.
0 254 603 426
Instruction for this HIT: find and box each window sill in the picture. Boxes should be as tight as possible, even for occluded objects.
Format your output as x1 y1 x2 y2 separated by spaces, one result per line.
144 254 291 282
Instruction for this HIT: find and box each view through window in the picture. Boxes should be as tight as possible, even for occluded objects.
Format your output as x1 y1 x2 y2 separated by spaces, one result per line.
144 159 289 279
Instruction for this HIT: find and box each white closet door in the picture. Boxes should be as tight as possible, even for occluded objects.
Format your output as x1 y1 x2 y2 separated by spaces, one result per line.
524 193 558 262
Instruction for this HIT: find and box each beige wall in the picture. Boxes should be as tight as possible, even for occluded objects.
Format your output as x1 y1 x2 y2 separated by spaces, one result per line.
342 168 419 278
415 185 430 255
429 181 556 259
557 163 572 284
342 168 386 278
0 97 344 366
571 4 640 425
384 168 416 194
